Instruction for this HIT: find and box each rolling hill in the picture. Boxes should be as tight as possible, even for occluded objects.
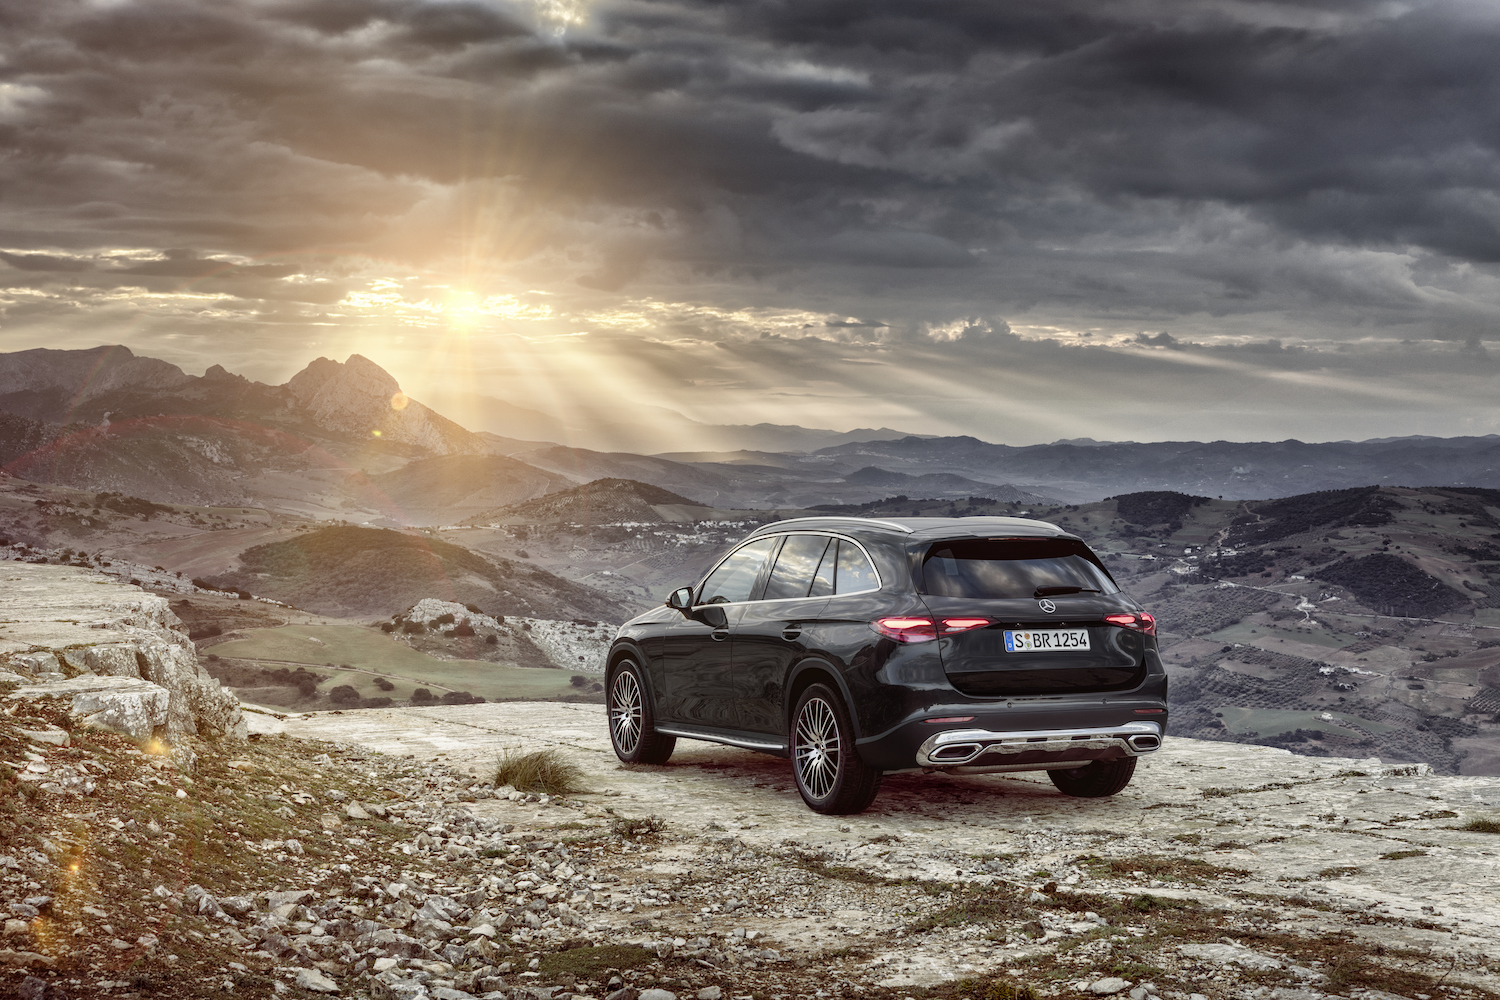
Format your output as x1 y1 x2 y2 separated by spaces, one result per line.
209 525 631 621
464 478 708 525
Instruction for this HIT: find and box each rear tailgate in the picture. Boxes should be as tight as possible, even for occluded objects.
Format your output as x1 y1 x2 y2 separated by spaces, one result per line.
921 595 1147 696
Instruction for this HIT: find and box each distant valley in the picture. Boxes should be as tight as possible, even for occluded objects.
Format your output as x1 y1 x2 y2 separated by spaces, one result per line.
2 344 1499 776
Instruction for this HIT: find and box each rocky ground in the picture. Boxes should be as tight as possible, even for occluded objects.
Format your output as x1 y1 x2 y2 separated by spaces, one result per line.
5 692 1499 1000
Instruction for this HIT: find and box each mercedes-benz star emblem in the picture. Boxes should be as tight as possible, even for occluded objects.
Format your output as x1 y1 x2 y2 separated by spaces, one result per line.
1038 599 1057 613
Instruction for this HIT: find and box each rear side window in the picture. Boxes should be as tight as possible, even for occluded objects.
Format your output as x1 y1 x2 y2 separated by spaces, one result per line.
763 535 832 601
807 539 881 597
699 537 779 604
835 541 879 594
921 538 1118 599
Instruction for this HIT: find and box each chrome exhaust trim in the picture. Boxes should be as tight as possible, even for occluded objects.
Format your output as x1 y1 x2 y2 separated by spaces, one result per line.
925 760 1098 775
916 721 1163 768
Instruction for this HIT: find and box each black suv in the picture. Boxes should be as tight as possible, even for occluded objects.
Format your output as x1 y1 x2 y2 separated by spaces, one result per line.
605 516 1166 814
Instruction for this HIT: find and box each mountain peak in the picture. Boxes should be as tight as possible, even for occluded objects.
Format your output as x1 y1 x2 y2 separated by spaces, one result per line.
281 353 478 455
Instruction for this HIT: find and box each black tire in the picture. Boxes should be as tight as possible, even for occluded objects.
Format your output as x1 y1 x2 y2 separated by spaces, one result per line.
790 683 881 814
1048 757 1137 797
608 660 675 765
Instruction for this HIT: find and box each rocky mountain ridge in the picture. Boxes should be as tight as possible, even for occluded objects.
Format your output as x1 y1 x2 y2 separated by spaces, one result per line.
0 347 495 508
16 345 1500 518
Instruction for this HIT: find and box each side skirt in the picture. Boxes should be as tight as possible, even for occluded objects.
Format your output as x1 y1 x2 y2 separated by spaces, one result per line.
653 724 789 757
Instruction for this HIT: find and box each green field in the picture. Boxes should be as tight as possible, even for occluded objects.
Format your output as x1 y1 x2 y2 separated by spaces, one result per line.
212 624 583 702
1205 621 1361 649
1215 706 1397 738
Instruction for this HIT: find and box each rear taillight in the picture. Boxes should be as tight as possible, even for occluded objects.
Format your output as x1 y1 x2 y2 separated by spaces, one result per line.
871 617 994 642
1104 612 1157 636
872 617 938 642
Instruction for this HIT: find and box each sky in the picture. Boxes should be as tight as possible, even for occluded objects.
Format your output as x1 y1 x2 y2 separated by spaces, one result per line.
3 0 1500 448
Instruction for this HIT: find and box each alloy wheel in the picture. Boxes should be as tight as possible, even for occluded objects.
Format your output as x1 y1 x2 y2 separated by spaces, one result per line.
794 695 840 800
610 669 642 756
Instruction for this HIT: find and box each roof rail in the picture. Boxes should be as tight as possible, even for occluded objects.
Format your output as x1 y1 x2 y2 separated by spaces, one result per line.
753 516 916 534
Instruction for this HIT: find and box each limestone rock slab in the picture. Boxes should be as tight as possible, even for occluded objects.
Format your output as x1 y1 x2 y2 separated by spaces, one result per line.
0 562 246 740
8 675 170 738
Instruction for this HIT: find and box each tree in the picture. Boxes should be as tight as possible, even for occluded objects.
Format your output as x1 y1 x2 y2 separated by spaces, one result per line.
329 685 361 706
411 688 434 704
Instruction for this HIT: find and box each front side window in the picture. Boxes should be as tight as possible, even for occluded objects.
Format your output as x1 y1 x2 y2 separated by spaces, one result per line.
763 534 833 601
921 538 1118 599
698 537 779 604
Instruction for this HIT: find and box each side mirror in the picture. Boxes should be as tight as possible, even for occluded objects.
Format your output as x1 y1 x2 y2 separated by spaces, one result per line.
666 587 694 612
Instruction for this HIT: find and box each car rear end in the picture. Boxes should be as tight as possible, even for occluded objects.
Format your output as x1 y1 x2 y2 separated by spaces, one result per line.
858 528 1167 776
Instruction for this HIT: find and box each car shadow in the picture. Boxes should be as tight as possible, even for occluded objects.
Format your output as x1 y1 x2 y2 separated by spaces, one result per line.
649 742 1137 822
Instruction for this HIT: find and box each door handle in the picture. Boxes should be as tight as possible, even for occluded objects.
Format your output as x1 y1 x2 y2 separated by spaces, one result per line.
711 628 730 641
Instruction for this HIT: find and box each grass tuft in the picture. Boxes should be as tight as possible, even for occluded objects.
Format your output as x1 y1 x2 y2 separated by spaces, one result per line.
1129 893 1195 911
1378 849 1427 860
610 815 665 839
934 977 1037 1000
538 944 658 977
1317 866 1363 879
495 747 585 795
909 893 1030 932
1459 817 1500 834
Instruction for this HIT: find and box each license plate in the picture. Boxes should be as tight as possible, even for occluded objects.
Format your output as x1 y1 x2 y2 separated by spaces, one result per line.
1003 629 1091 652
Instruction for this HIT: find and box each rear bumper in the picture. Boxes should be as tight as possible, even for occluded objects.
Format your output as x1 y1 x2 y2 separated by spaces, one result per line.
854 693 1168 771
915 721 1161 768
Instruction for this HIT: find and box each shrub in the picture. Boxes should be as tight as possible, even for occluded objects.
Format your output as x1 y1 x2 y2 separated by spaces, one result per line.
296 680 317 698
465 603 484 614
374 677 395 692
329 685 361 706
440 690 485 705
402 620 426 635
380 622 397 633
1460 818 1500 834
570 675 589 688
452 622 475 637
411 688 434 704
495 748 584 795
435 612 455 625
484 634 498 646
362 696 393 709
236 590 251 600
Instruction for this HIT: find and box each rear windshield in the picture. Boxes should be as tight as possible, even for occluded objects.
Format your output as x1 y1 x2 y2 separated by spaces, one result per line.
920 538 1118 600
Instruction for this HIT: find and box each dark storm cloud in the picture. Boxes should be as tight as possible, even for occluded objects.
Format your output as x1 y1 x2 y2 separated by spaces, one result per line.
8 1 1500 268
